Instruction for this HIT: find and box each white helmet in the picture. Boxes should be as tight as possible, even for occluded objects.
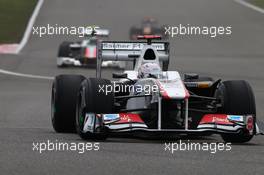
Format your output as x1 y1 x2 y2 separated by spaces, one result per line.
138 63 162 78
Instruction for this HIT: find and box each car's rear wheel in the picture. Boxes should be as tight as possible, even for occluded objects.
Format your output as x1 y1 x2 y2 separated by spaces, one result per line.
76 78 114 140
51 75 85 133
215 80 256 143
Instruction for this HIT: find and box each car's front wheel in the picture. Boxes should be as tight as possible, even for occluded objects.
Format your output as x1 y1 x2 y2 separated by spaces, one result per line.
51 74 85 133
76 78 114 140
215 80 256 143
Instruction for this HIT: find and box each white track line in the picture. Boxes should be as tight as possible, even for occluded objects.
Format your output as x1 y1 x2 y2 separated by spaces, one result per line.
15 0 44 54
234 0 264 14
0 0 52 80
0 69 53 80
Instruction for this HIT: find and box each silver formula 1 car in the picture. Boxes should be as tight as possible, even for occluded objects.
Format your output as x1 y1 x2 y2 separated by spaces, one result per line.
51 35 262 143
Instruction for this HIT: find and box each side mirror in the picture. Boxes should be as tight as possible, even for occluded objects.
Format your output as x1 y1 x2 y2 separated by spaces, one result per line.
112 73 128 79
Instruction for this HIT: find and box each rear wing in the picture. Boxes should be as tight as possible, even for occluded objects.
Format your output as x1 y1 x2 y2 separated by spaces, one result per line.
99 41 169 61
96 41 170 77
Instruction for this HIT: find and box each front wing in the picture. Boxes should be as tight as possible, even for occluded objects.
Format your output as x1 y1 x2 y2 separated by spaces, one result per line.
82 113 262 136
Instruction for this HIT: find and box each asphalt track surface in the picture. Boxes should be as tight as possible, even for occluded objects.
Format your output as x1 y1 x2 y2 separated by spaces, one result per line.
0 0 264 174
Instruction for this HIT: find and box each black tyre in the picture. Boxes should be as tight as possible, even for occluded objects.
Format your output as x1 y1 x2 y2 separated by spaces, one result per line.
57 41 72 67
51 75 85 133
215 80 256 143
76 78 114 140
58 41 72 57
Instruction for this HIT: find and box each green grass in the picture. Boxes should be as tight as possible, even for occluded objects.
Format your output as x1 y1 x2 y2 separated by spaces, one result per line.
252 0 264 8
0 0 37 43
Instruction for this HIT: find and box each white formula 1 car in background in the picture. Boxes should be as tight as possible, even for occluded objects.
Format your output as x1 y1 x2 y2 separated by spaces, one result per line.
57 27 125 69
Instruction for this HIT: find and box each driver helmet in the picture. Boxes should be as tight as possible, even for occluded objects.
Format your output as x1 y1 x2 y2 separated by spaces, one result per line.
138 63 162 78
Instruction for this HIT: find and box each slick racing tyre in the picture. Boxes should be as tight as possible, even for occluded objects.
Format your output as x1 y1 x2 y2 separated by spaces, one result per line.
58 41 72 57
57 41 72 67
215 80 256 143
76 78 114 140
51 75 85 133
